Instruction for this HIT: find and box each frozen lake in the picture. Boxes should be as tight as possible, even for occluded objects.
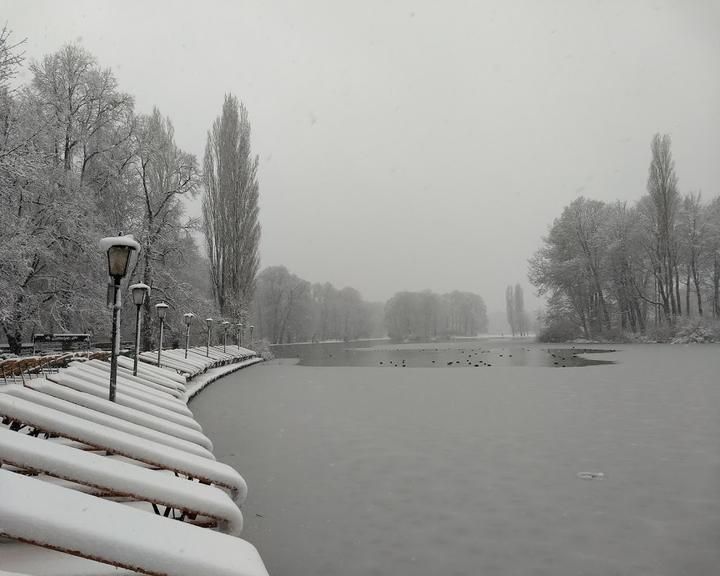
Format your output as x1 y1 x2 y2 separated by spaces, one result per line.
191 340 720 576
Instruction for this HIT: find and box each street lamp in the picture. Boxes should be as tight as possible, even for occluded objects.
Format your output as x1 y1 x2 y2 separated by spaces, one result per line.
205 318 213 357
100 234 140 402
222 321 230 353
156 302 169 367
236 323 243 348
129 283 150 377
249 325 255 348
183 313 195 359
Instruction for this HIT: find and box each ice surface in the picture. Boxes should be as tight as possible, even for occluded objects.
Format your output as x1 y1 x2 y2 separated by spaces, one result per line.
193 341 720 576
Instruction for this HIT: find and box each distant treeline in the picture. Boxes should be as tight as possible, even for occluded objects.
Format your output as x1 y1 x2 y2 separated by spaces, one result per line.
384 290 487 341
251 266 384 344
530 134 720 341
250 267 489 344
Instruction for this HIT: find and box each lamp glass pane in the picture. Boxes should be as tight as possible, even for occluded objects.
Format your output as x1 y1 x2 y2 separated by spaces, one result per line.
107 246 131 278
132 287 146 306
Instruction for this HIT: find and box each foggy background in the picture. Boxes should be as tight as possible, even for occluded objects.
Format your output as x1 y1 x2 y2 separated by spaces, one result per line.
4 0 719 323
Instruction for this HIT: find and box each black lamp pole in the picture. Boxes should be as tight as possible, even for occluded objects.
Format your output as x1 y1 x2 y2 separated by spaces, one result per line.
184 313 194 359
130 284 150 377
109 275 122 402
101 236 138 403
156 302 168 366
206 318 212 357
222 321 229 353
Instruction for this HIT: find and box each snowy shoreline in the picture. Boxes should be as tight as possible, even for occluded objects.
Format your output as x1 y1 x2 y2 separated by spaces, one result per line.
185 357 264 402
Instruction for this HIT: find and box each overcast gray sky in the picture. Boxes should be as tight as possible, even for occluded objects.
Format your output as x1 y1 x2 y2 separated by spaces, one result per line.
3 0 719 314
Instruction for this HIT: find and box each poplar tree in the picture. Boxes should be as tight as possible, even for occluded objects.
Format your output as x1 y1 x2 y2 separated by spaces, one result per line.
202 95 261 321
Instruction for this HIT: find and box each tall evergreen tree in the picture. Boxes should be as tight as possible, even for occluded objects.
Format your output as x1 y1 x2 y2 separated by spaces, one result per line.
202 95 261 321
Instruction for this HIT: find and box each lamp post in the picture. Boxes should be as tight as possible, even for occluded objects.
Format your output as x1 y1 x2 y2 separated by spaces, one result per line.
249 325 255 348
129 283 150 377
100 235 139 402
156 302 169 367
237 323 243 348
222 321 230 353
183 313 195 359
205 318 213 357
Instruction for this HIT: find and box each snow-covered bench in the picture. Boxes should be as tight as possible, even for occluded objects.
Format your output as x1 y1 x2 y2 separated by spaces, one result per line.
59 366 191 415
0 469 268 576
76 359 185 399
117 355 187 387
46 372 201 431
22 378 211 449
0 429 241 535
163 349 216 370
3 386 214 459
0 394 247 503
139 351 204 376
189 346 233 361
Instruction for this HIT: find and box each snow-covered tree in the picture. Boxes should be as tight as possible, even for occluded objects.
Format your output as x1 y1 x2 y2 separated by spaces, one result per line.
202 94 260 322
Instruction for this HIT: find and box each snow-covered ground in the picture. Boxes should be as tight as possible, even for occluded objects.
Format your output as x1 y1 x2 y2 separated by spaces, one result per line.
192 342 720 576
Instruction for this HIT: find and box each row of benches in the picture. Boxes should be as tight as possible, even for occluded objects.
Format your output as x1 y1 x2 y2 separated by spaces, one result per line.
0 345 268 576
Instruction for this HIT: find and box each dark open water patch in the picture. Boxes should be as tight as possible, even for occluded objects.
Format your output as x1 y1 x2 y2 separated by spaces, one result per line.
270 340 617 368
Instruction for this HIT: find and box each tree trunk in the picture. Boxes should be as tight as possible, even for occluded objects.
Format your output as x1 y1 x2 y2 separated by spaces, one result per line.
674 263 682 317
714 255 720 318
691 259 703 317
2 323 24 356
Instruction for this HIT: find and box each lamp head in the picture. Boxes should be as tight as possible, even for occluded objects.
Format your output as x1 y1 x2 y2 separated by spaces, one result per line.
183 312 195 326
100 235 140 280
129 283 150 306
155 302 169 319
